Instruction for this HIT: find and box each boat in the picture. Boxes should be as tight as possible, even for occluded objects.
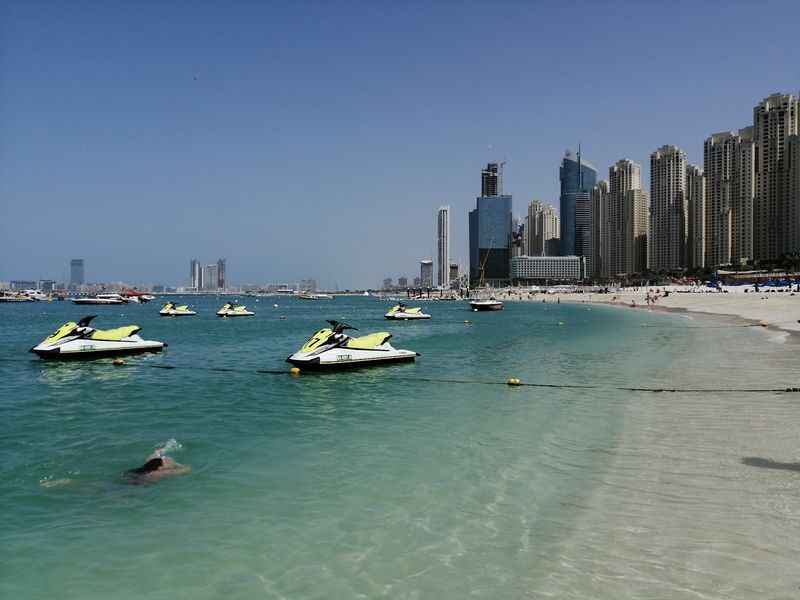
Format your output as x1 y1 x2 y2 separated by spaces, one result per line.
30 315 165 359
0 293 35 302
469 298 504 311
22 289 48 301
287 320 418 370
122 289 153 303
72 293 127 305
159 302 197 316
297 292 334 300
216 301 255 317
384 303 431 320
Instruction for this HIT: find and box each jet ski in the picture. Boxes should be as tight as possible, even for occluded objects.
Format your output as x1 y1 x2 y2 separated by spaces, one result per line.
287 320 418 369
217 301 255 317
30 315 165 359
385 303 431 320
160 302 197 316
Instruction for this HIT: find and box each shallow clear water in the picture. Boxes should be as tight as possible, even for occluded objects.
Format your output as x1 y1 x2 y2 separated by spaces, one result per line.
2 296 799 598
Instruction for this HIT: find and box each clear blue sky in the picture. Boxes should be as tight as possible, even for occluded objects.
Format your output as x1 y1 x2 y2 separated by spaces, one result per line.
1 1 798 288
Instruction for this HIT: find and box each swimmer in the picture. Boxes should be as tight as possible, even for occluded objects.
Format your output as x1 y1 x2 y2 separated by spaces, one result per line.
126 445 191 483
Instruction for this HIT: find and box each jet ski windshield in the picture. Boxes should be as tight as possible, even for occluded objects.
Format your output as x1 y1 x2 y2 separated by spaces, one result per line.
326 320 358 334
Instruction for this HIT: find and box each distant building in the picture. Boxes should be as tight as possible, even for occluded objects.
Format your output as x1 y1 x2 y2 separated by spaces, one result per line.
10 280 37 290
38 280 56 293
511 256 586 282
560 148 597 256
686 164 706 270
605 160 647 277
574 191 593 277
412 276 422 287
449 263 459 283
398 276 408 289
704 128 755 267
420 259 433 288
591 181 609 278
70 259 85 286
217 258 226 289
382 278 393 290
300 279 317 292
437 206 450 288
753 93 799 260
202 264 219 290
650 145 689 272
190 259 202 289
481 162 502 196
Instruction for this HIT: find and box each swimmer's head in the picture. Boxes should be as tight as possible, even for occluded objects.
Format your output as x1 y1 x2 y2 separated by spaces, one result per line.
128 457 164 476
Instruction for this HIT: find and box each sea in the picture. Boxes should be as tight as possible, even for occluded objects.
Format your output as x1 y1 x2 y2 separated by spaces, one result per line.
2 295 799 599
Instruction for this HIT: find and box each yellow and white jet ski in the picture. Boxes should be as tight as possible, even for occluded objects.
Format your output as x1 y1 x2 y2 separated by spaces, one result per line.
216 302 254 317
287 320 418 369
30 315 165 359
384 303 431 320
160 302 197 316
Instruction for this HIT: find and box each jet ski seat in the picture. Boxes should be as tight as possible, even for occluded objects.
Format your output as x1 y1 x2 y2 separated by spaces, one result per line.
346 332 392 349
90 325 141 341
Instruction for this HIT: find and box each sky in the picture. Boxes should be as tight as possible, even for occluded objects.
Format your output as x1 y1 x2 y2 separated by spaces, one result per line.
1 1 799 288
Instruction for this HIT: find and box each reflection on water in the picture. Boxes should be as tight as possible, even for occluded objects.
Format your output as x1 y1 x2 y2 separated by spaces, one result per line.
742 456 800 472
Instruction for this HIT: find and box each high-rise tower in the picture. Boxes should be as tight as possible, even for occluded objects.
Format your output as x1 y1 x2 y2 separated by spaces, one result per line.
559 148 597 257
650 145 689 272
436 206 450 288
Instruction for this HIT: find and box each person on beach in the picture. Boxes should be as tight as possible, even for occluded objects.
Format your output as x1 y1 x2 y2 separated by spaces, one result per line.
126 445 191 484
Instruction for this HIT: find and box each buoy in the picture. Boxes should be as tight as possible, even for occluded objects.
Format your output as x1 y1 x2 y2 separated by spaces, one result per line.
507 378 521 386
273 304 279 308
473 308 478 312
759 320 768 327
289 367 300 376
280 315 287 320
558 321 565 326
113 358 125 366
464 320 471 324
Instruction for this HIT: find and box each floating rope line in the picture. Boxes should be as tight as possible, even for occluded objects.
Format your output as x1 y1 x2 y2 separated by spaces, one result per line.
6 357 800 394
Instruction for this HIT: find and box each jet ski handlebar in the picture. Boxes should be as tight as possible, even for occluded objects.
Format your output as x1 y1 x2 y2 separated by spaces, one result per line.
77 315 97 327
326 320 358 333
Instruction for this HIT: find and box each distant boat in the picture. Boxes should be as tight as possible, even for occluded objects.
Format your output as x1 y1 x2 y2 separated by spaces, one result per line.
0 293 35 303
72 293 127 305
469 298 504 311
298 292 334 300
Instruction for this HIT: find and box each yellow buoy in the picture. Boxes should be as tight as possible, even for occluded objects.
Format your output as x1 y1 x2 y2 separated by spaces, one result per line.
113 358 125 366
289 367 301 376
507 377 521 386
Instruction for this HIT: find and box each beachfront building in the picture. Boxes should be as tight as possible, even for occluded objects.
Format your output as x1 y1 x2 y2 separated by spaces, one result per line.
526 201 560 257
190 259 202 289
604 160 647 278
436 205 450 288
790 134 800 253
469 163 513 285
217 258 226 289
753 93 800 261
703 128 754 267
510 255 586 283
449 263 459 283
397 276 408 289
559 148 597 258
70 259 85 287
591 180 608 279
650 145 688 272
202 264 219 290
420 259 433 288
686 164 706 270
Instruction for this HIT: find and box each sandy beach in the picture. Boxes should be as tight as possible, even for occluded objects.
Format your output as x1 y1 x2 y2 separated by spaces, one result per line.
491 286 800 334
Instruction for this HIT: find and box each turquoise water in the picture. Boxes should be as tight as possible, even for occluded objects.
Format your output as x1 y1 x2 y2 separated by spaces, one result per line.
2 296 800 598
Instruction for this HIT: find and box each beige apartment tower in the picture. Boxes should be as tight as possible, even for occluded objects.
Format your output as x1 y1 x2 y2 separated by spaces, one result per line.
753 93 800 261
650 145 688 272
703 128 754 267
686 164 705 270
527 201 560 256
604 160 647 277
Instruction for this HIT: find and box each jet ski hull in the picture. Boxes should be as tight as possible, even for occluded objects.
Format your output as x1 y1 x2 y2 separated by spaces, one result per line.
384 312 431 320
30 338 165 359
286 347 418 370
160 311 196 316
217 311 254 317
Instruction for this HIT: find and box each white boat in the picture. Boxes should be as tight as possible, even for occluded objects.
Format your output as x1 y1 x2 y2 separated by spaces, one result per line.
0 293 35 303
23 289 48 301
469 298 504 311
72 293 127 305
297 292 334 300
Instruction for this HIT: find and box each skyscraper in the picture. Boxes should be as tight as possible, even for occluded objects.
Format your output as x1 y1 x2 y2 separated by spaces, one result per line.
469 163 513 284
526 201 560 257
604 160 647 277
790 134 800 253
650 145 689 272
559 148 597 257
190 259 202 289
217 258 226 290
202 264 218 290
481 162 502 196
69 259 85 287
436 206 450 288
420 259 433 288
686 164 706 270
449 263 459 284
574 192 593 277
591 180 608 278
753 93 799 260
704 128 755 267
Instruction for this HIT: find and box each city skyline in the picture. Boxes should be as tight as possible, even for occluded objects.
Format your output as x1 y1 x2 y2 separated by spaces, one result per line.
1 3 799 286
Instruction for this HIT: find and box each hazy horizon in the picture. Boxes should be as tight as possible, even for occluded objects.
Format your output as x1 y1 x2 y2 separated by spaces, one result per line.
2 2 798 287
